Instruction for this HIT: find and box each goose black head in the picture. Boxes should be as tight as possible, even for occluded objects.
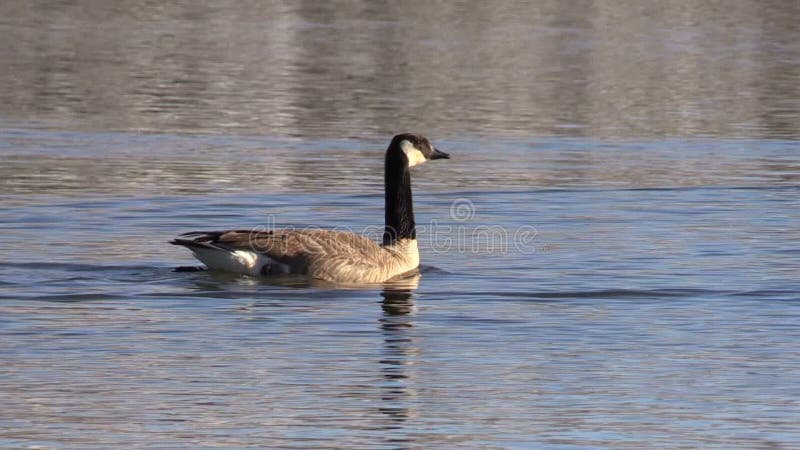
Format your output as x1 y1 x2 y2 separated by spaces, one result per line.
388 133 450 168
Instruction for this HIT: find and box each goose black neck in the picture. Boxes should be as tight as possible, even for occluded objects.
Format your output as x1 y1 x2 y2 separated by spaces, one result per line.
383 153 415 246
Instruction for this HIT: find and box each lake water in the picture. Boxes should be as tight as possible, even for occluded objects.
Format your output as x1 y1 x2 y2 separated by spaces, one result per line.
1 1 799 448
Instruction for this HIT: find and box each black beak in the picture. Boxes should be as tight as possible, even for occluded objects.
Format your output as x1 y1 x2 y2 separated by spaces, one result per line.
430 147 450 160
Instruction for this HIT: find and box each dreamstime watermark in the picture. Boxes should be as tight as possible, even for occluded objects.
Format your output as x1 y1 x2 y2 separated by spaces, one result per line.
248 198 539 254
450 198 476 221
423 198 537 253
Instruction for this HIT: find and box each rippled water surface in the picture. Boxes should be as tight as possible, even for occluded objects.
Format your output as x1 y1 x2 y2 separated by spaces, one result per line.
2 1 800 448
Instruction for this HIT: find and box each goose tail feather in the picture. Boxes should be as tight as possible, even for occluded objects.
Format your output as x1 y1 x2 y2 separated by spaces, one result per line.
170 231 267 275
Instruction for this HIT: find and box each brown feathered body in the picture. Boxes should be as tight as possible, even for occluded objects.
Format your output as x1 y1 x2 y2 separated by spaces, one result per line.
171 229 420 283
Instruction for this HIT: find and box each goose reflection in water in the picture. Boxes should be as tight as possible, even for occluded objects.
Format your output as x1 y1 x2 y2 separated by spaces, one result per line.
375 273 420 434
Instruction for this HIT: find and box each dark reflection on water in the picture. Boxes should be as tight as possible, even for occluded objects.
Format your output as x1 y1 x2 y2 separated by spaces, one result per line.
377 289 416 435
0 0 798 138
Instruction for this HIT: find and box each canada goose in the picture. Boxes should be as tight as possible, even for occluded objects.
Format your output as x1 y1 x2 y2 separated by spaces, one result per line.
171 133 450 283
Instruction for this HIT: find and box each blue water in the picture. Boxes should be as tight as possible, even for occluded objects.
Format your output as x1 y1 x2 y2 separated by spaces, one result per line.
2 1 800 448
2 130 799 448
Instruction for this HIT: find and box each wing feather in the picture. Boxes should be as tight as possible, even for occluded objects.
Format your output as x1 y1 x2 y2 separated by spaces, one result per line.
173 229 387 277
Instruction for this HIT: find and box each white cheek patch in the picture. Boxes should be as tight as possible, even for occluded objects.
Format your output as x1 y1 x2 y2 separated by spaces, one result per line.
400 140 427 167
